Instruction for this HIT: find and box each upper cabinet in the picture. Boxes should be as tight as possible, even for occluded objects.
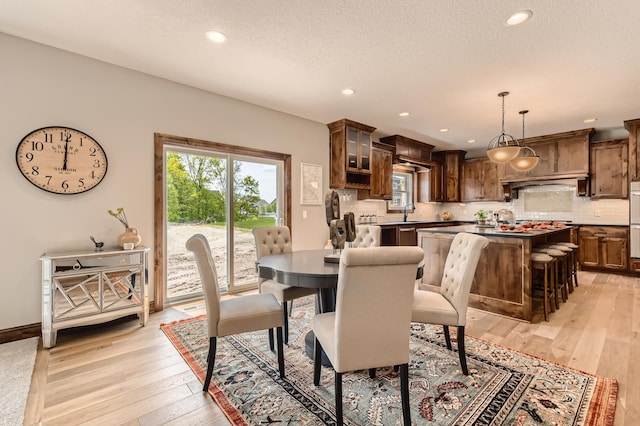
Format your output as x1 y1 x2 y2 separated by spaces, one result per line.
328 119 376 190
625 118 640 181
418 162 443 202
380 134 439 203
590 139 628 199
502 128 594 182
379 134 435 166
434 150 466 202
461 158 506 202
366 142 394 200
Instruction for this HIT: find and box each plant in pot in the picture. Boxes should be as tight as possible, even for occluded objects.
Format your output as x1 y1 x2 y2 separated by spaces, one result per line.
475 210 488 225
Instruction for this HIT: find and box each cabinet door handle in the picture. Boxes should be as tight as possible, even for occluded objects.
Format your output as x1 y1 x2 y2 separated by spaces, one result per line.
400 228 416 232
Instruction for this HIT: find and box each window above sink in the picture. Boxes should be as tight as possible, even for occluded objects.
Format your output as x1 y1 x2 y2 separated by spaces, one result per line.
388 170 413 212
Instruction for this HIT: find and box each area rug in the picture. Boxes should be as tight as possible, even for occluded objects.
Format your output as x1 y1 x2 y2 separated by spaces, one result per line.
161 298 617 425
0 336 38 426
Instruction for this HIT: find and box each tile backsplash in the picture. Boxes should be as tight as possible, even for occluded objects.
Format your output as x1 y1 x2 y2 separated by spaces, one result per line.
335 185 629 225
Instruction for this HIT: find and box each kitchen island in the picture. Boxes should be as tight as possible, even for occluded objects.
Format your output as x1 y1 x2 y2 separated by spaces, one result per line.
418 224 573 322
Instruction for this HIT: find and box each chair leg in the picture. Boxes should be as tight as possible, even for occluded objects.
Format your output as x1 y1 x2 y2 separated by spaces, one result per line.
202 336 217 391
268 328 274 352
313 338 322 386
369 368 376 378
457 326 468 375
283 302 289 345
443 325 452 350
399 363 411 426
335 371 343 426
276 326 285 378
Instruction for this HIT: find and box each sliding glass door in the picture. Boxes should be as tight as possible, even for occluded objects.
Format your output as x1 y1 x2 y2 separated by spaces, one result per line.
163 148 284 303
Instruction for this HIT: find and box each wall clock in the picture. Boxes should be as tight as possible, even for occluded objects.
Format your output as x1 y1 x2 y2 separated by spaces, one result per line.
16 126 108 194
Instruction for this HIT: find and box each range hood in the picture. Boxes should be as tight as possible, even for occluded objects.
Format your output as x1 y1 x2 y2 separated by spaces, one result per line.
501 173 590 200
504 173 589 188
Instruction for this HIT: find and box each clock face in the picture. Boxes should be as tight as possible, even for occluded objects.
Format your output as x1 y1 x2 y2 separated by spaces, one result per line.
16 126 108 194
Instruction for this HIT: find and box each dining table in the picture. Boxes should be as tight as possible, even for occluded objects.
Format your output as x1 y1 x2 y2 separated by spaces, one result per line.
257 249 339 365
256 248 423 365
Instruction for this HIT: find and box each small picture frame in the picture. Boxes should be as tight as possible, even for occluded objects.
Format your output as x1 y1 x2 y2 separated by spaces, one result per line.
300 163 322 205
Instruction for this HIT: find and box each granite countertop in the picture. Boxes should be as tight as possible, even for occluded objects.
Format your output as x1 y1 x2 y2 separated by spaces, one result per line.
417 224 573 238
377 220 467 226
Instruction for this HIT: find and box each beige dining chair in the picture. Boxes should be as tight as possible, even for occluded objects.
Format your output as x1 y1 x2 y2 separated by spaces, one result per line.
186 234 285 391
252 226 316 344
411 232 489 375
350 224 381 247
313 246 425 426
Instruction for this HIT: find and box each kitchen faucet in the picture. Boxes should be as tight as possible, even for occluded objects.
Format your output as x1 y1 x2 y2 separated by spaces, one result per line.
403 203 415 222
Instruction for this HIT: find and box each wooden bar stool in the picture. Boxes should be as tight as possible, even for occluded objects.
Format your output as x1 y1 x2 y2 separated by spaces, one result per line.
553 242 579 289
531 252 556 321
547 244 575 293
534 247 568 305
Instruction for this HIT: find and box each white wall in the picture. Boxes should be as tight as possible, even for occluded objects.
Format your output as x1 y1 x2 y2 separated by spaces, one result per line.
0 33 330 330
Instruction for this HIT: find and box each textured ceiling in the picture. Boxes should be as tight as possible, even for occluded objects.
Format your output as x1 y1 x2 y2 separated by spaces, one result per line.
1 0 639 156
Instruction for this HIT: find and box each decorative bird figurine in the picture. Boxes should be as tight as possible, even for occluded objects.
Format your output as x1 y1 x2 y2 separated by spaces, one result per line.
90 236 105 251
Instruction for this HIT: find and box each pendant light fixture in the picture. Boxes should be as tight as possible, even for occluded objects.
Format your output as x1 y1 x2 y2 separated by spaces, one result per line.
510 110 539 171
487 92 521 163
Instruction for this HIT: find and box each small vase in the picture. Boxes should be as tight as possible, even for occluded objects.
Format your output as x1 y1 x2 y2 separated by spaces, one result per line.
117 227 142 248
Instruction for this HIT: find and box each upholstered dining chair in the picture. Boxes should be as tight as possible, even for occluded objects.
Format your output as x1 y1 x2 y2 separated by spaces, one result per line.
186 234 285 391
412 232 489 375
350 224 381 247
313 246 425 426
252 226 316 344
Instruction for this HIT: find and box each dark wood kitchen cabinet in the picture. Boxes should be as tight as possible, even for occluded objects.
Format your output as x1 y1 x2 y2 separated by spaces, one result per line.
578 226 628 270
328 118 375 190
624 118 640 181
432 150 465 202
366 142 394 200
417 162 443 202
589 139 628 199
461 158 505 201
502 128 593 182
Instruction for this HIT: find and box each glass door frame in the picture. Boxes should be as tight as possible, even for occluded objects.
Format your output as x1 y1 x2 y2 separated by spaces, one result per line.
153 133 291 311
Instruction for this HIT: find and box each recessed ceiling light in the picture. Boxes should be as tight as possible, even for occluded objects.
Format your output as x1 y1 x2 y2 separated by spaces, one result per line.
505 10 533 26
439 128 449 132
468 139 476 144
342 88 355 95
398 112 410 117
205 30 228 43
584 118 598 123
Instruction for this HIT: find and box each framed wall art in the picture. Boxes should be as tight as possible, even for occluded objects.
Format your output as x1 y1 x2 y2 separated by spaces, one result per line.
300 163 322 205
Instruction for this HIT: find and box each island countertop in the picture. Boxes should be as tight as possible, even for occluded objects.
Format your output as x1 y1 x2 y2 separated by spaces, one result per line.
417 224 572 239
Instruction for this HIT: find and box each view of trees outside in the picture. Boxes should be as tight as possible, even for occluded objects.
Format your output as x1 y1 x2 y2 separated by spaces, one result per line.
166 152 278 300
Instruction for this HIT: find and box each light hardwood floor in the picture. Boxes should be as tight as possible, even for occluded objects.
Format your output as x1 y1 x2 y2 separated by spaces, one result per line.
23 270 638 425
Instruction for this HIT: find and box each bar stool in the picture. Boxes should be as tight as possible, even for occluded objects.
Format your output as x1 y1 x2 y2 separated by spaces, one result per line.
553 242 579 289
546 244 575 293
531 252 556 321
534 247 568 305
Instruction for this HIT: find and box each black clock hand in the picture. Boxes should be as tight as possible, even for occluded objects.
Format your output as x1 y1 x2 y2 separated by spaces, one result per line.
63 139 69 171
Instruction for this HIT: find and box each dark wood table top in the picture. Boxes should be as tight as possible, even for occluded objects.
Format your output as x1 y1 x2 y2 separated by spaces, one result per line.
257 248 424 289
257 249 340 289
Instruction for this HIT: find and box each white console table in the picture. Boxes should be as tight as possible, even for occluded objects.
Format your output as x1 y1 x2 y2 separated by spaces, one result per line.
40 246 150 348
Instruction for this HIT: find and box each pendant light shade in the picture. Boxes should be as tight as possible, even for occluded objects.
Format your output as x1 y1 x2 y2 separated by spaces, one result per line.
487 92 521 163
509 110 539 171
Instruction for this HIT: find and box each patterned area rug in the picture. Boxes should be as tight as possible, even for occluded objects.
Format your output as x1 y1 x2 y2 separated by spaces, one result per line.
161 297 617 425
